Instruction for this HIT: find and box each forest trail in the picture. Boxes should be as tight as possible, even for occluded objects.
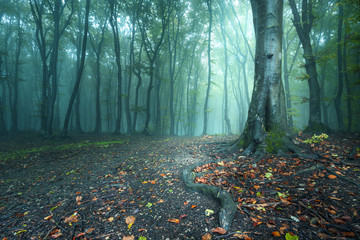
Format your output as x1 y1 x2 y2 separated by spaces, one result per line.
0 134 359 239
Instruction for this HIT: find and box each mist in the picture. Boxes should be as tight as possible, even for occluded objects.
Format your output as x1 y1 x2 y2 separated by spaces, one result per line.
0 0 359 137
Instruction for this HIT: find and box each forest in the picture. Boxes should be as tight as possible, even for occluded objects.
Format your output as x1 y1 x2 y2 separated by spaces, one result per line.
0 0 358 137
1 0 360 239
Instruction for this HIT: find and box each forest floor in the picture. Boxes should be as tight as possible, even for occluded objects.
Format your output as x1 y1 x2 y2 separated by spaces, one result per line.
0 133 359 240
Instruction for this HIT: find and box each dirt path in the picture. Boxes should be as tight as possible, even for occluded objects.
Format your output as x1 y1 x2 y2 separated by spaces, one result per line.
1 134 359 240
0 135 235 239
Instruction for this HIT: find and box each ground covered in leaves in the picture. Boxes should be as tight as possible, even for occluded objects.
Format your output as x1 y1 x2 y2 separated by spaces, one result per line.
0 133 359 239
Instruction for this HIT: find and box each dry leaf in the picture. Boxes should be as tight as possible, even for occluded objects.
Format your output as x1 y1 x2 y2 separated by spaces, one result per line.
168 218 180 224
108 217 114 222
44 215 53 221
212 227 226 235
328 175 337 179
123 236 135 240
202 233 212 240
125 216 135 229
341 232 355 237
85 228 95 234
272 231 281 237
233 233 251 239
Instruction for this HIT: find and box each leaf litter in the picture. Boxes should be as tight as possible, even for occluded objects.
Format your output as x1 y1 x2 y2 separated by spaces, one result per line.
0 133 359 239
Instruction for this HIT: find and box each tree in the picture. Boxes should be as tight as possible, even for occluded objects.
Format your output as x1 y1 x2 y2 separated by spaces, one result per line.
108 0 123 134
138 0 172 134
288 0 322 131
217 0 232 135
202 0 212 135
62 0 90 136
30 0 74 136
234 0 293 156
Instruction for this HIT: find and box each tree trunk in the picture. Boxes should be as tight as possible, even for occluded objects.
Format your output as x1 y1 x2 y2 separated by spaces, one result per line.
62 0 90 137
235 0 288 156
218 0 232 135
335 0 344 130
11 15 21 132
203 0 212 135
289 0 322 131
109 0 123 135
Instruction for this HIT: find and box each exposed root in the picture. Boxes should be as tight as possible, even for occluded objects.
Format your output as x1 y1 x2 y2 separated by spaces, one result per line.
182 160 237 231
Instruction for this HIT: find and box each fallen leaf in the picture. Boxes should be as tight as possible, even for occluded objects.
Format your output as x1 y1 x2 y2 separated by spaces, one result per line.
191 205 197 208
168 218 180 224
233 233 251 239
328 175 337 179
85 228 95 234
125 216 135 229
76 232 85 237
179 214 187 219
272 231 281 237
202 233 212 240
212 227 226 235
285 232 298 240
205 209 214 216
341 232 355 237
44 215 53 220
64 213 78 224
51 232 62 238
123 236 134 240
108 217 114 222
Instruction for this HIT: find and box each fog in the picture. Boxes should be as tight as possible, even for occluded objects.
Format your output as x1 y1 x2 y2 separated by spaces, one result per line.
0 0 359 136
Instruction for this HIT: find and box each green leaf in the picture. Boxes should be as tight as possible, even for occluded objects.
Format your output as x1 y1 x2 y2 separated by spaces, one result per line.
285 233 299 240
145 203 152 208
138 236 147 240
265 172 273 179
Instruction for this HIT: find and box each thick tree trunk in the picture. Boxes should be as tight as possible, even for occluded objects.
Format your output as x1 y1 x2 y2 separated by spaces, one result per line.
235 0 287 156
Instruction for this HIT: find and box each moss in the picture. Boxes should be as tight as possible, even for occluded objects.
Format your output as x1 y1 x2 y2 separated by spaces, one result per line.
265 129 287 153
0 139 128 161
236 137 246 148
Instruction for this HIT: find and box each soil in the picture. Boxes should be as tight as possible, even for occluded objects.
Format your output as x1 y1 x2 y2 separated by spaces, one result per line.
0 133 359 240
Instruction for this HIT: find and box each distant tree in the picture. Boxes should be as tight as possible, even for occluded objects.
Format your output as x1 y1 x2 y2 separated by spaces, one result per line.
30 0 74 136
62 0 90 137
137 0 172 134
203 0 212 135
89 2 107 133
108 0 123 134
288 0 322 131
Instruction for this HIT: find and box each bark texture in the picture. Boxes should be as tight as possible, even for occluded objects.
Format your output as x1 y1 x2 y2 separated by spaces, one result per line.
234 0 288 156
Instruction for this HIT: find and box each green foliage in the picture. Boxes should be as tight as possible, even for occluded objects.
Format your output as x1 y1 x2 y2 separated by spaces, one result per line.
303 133 328 144
285 232 299 240
265 129 286 153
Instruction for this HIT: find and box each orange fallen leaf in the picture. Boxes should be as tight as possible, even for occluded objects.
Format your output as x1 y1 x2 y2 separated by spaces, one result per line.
76 232 85 238
233 233 251 239
341 232 355 237
51 232 62 238
85 228 95 234
123 236 135 240
202 233 212 240
44 215 53 221
328 175 337 179
125 216 135 228
168 218 180 224
150 180 156 184
108 217 114 222
212 227 226 234
191 205 197 208
272 231 281 237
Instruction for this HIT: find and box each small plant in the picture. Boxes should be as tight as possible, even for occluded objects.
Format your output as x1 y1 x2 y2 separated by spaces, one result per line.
265 129 286 153
303 133 328 144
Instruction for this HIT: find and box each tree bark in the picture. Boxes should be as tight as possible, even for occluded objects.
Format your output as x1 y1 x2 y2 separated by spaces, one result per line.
62 0 90 137
203 0 212 135
234 0 288 156
289 0 322 131
335 0 344 130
